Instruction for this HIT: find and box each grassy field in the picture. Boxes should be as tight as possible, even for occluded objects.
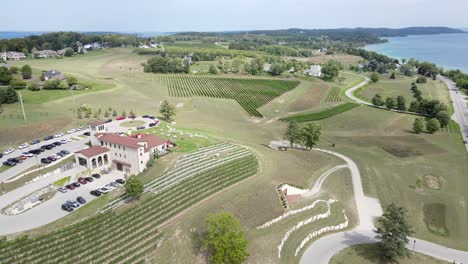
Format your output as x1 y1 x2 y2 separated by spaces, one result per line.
330 243 449 264
282 102 360 122
1 48 467 263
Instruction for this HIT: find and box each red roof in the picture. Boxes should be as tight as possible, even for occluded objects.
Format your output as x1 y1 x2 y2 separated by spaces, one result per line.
90 120 106 126
76 146 109 158
97 133 166 151
135 134 166 149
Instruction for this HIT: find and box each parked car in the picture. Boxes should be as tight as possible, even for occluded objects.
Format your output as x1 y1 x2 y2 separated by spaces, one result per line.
41 158 51 164
109 182 119 188
83 132 91 136
92 173 101 179
149 123 156 127
137 126 146 130
8 158 21 163
149 116 156 119
56 152 65 158
90 190 102 196
116 179 126 185
47 156 57 162
22 152 33 157
67 129 76 134
54 132 64 138
79 126 87 130
77 177 87 185
57 187 68 193
18 155 28 160
116 116 126 121
44 144 55 150
65 184 75 190
53 141 62 146
85 177 94 183
18 143 29 149
71 182 80 188
2 161 16 166
31 139 40 145
52 153 62 160
44 135 54 141
66 200 80 208
128 115 136 119
60 150 70 155
0 153 2 159
61 204 73 212
60 139 68 144
105 119 112 123
142 114 150 118
3 148 14 155
76 196 86 204
98 187 110 194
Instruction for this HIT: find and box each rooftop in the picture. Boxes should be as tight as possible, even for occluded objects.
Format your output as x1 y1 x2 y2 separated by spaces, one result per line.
97 133 166 151
76 146 109 158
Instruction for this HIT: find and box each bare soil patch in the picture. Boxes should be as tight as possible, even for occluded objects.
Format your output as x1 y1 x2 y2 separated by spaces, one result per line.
424 174 442 190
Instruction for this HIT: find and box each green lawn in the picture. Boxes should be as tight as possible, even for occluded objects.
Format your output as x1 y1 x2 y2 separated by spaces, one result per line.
282 102 360 122
330 243 449 264
53 176 71 187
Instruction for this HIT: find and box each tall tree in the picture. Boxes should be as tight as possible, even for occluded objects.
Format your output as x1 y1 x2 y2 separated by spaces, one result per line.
435 110 450 127
283 121 301 147
385 97 397 109
300 122 321 150
203 212 249 264
160 100 176 121
21 64 32 79
125 176 144 198
426 118 440 133
413 118 424 134
390 72 396 79
321 61 340 81
370 72 380 83
375 203 414 261
0 86 19 104
396 96 406 111
371 93 385 106
0 66 13 85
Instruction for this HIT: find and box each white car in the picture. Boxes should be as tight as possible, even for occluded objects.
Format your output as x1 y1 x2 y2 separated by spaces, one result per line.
66 138 72 143
18 143 29 149
60 139 68 144
98 187 110 194
104 184 115 190
22 152 34 157
67 129 76 134
3 148 14 155
52 154 62 160
54 132 64 138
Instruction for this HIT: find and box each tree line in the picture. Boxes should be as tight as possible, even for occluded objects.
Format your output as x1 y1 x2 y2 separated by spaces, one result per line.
283 121 322 150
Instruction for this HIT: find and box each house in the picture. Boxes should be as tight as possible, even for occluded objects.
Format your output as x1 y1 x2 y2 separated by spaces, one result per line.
0 51 26 61
92 42 101 49
75 121 170 175
263 64 272 72
150 43 158 48
43 70 65 81
83 44 93 50
34 50 58 59
57 49 67 56
139 44 150 49
303 65 322 77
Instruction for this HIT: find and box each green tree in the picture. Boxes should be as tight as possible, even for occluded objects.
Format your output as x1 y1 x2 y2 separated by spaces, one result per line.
10 78 27 90
371 93 385 106
121 110 127 117
426 118 440 133
269 63 284 76
283 121 301 147
21 64 32 79
435 110 450 127
27 83 40 91
370 72 380 83
0 87 19 104
125 176 144 198
67 76 78 86
321 61 340 81
300 122 321 150
389 72 396 79
208 64 218 74
396 96 406 111
64 48 74 57
203 212 249 264
104 110 110 117
0 66 13 85
375 203 413 261
416 76 427 83
385 97 397 109
160 100 176 121
413 118 424 134
112 110 118 117
9 66 19 74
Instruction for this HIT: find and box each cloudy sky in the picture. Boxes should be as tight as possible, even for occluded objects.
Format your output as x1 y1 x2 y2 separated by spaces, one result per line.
2 0 468 32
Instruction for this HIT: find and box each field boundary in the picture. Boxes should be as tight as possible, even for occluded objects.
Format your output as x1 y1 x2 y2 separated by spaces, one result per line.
281 102 360 122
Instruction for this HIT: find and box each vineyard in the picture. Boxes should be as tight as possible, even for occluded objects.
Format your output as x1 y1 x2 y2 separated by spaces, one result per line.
282 102 360 123
324 86 342 103
121 73 300 117
0 143 258 264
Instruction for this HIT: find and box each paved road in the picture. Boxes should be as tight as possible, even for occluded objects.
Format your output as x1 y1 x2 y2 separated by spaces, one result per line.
438 75 468 152
344 74 371 105
300 148 468 264
0 129 90 181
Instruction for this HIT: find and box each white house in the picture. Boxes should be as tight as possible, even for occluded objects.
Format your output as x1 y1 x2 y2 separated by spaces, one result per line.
303 65 322 77
34 50 58 59
75 121 170 175
0 51 26 61
139 44 150 49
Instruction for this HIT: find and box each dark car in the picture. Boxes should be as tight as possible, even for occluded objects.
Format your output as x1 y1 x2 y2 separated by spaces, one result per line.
8 158 21 163
66 184 75 190
76 196 87 204
3 161 16 166
142 115 149 118
148 123 156 127
72 182 80 188
56 152 65 158
0 153 3 159
90 190 102 196
47 156 57 162
92 173 101 179
40 158 51 164
44 135 54 141
43 144 54 150
31 139 40 145
29 149 40 155
77 177 87 185
85 177 94 183
137 126 145 130
61 204 74 212
60 150 70 155
149 116 156 119
105 119 112 123
53 141 62 146
128 115 136 119
83 132 91 136
116 179 126 185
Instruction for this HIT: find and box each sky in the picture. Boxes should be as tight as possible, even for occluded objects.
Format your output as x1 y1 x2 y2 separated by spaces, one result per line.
2 0 468 32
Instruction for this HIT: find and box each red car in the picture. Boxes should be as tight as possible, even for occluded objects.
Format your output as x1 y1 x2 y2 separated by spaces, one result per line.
116 116 126 120
77 177 87 185
66 184 75 190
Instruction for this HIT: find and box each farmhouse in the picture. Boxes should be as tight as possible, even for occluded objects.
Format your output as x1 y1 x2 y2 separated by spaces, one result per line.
0 51 26 61
43 70 65 81
34 50 58 59
75 121 170 175
303 65 322 77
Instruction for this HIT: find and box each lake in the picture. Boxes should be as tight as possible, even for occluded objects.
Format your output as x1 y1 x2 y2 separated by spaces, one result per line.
365 33 468 73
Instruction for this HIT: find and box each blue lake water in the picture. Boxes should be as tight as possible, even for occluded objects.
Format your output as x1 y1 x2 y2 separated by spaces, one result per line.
365 33 468 73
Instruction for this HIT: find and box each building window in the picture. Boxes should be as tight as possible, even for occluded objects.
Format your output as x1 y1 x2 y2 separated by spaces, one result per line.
141 161 143 164
123 147 125 151
120 154 122 157
100 141 103 146
140 153 142 156
118 145 121 150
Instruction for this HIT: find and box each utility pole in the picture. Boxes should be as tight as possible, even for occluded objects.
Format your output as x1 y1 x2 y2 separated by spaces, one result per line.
70 89 76 125
412 239 416 253
18 91 27 124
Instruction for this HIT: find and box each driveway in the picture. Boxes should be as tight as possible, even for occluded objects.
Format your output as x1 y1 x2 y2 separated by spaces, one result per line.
0 169 125 235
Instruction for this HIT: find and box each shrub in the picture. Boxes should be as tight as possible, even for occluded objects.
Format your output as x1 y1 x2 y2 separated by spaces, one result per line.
416 76 427 83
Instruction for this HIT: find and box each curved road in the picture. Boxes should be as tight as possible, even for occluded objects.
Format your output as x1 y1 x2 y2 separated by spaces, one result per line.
300 148 468 264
